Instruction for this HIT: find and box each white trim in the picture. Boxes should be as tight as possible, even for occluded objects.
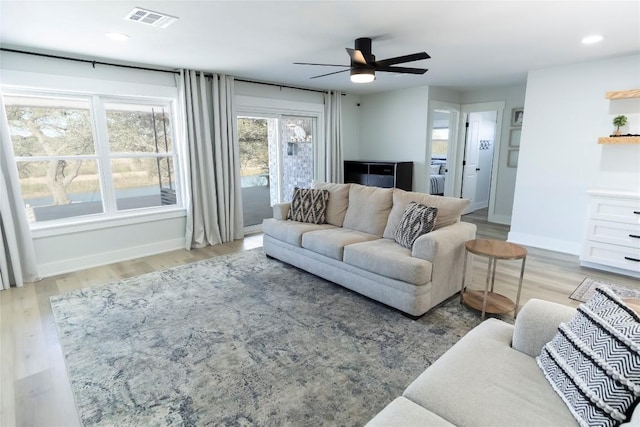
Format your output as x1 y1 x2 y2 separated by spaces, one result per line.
507 231 581 255
31 208 186 238
36 236 186 278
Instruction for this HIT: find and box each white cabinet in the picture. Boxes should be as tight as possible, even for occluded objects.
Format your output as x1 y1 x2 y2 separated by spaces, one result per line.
581 190 640 277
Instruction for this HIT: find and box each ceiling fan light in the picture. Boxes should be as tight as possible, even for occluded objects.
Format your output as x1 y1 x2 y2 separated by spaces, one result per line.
350 68 375 83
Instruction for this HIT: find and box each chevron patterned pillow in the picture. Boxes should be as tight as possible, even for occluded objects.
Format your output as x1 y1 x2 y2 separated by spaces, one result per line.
394 202 438 249
287 187 329 224
537 287 640 427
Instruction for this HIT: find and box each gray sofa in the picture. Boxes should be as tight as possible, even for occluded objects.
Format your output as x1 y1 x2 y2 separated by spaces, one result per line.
262 181 476 317
366 299 579 426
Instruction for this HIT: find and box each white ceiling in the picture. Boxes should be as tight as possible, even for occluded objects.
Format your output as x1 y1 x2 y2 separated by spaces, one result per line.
1 1 639 94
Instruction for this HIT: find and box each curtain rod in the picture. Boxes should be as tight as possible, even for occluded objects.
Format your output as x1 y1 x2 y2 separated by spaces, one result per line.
0 47 180 75
0 48 342 96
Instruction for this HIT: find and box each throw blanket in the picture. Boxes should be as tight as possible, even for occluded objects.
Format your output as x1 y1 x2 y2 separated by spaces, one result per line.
430 175 445 195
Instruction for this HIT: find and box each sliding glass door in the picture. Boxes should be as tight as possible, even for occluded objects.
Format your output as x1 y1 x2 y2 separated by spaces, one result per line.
237 114 317 231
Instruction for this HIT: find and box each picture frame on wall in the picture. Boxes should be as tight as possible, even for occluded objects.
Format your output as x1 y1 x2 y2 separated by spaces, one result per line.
509 128 521 147
511 107 524 126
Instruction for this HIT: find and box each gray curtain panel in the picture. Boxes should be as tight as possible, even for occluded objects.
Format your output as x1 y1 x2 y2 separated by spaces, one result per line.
324 91 344 183
0 93 39 289
181 70 244 249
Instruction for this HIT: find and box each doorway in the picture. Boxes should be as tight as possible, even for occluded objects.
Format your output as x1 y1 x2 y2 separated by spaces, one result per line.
456 101 505 218
427 101 460 197
237 114 317 232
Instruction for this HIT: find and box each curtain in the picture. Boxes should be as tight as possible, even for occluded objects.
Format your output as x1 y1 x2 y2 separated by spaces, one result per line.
0 93 39 289
179 70 243 249
324 91 344 183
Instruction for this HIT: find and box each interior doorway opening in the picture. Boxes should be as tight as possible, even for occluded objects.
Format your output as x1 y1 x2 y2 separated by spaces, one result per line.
427 101 460 197
461 111 497 214
455 101 505 219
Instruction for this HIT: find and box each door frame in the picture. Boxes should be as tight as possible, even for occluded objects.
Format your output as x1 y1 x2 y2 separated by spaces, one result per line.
235 95 325 199
455 101 505 220
426 100 460 197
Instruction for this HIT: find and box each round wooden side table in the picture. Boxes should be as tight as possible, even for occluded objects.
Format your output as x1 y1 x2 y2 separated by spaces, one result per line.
460 239 527 319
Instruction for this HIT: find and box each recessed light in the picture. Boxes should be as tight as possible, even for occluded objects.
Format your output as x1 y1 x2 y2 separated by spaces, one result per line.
106 32 130 41
582 34 604 45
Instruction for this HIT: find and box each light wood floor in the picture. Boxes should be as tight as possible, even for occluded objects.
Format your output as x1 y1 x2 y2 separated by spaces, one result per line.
2 216 638 427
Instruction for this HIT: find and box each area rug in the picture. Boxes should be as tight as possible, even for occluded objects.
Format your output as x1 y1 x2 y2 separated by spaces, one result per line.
51 249 485 426
569 277 640 303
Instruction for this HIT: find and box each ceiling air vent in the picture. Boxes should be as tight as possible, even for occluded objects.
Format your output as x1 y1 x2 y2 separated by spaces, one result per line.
124 7 178 29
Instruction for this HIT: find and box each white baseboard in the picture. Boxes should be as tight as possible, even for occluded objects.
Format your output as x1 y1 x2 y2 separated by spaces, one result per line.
507 231 581 255
488 213 511 225
37 238 186 278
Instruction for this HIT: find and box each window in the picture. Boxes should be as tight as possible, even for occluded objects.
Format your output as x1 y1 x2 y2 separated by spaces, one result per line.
4 93 181 227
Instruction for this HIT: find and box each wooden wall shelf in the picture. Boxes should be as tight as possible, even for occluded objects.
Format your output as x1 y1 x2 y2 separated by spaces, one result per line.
598 136 640 144
606 89 640 100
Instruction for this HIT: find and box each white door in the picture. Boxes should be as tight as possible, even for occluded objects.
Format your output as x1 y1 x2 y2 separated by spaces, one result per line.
461 113 481 205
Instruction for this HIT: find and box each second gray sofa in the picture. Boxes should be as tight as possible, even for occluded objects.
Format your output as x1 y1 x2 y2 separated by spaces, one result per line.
366 299 580 426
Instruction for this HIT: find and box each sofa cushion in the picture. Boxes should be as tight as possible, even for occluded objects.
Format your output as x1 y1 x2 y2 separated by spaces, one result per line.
383 189 470 239
537 287 640 427
394 202 438 249
287 187 329 224
262 218 336 247
302 228 380 260
343 239 432 285
311 181 350 227
342 184 393 236
365 397 454 427
403 318 577 427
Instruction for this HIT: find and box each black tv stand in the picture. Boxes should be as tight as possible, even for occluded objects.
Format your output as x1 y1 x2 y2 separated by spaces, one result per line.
344 161 413 191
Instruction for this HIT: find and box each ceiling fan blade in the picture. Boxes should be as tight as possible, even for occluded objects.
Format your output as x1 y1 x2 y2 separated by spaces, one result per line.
294 62 350 67
310 69 351 79
346 48 367 65
375 52 430 67
376 66 428 75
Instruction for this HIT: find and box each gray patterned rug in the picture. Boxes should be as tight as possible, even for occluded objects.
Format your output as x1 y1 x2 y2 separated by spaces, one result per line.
51 248 487 426
570 277 640 302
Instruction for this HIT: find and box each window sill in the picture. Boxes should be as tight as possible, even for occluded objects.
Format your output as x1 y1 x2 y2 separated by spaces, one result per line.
30 207 187 239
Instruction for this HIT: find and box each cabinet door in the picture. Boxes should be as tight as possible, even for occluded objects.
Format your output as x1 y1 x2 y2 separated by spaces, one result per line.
590 196 640 224
368 174 394 188
347 173 368 185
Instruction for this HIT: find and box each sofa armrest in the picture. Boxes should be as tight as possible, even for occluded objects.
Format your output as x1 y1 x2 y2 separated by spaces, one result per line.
273 203 291 220
412 222 477 263
511 299 576 358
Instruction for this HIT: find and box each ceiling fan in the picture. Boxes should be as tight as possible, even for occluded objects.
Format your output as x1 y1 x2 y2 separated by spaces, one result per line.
294 37 430 83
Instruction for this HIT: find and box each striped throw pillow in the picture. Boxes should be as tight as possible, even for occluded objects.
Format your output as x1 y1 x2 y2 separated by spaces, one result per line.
394 202 438 249
537 287 640 427
287 187 329 224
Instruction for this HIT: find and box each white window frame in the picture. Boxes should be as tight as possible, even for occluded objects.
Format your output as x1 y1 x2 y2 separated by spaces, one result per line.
3 89 185 236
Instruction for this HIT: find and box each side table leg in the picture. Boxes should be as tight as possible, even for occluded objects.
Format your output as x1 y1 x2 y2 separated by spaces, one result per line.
481 257 493 319
490 256 498 292
460 251 469 303
514 257 527 318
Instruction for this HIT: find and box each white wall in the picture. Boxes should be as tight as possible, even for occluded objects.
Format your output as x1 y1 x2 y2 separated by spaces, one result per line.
341 94 361 162
461 84 526 223
358 86 430 193
509 54 640 254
